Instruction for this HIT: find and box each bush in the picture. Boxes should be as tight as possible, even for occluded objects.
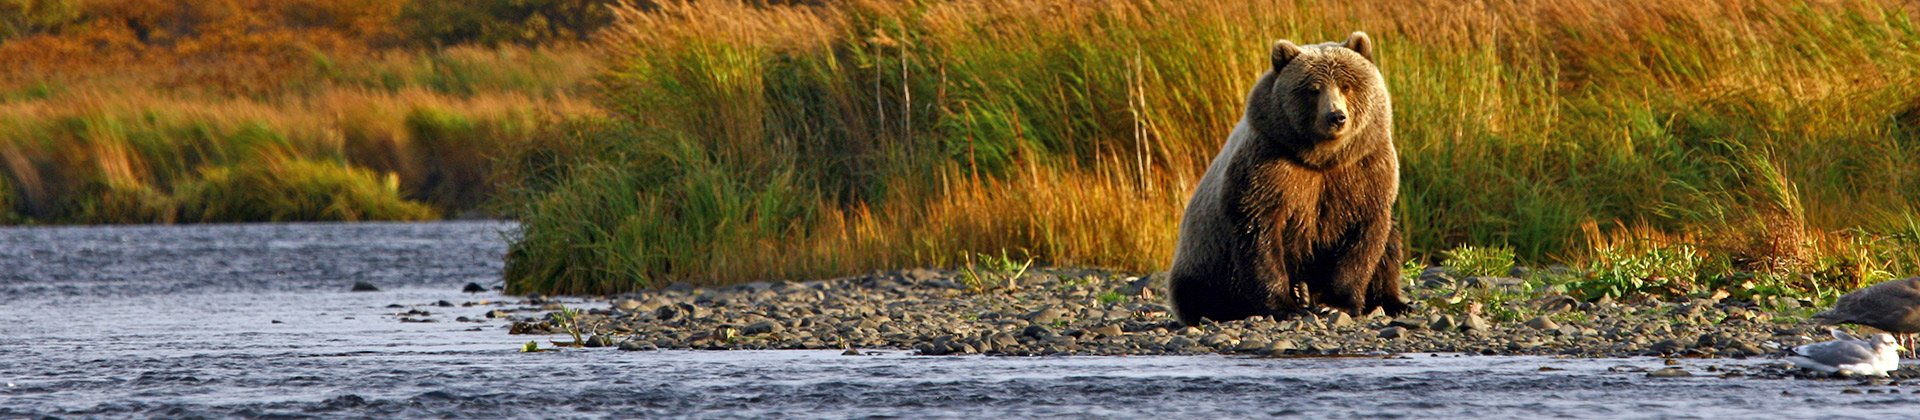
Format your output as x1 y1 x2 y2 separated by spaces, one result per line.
175 158 438 222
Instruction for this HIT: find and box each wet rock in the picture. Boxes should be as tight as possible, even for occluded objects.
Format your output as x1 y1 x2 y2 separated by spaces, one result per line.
1233 340 1270 353
1088 325 1123 339
1389 317 1426 330
1464 276 1525 291
1267 340 1296 355
1650 339 1689 355
1647 367 1692 378
435 300 455 307
485 309 510 319
1165 336 1195 351
1419 266 1456 287
743 320 785 336
1200 333 1237 349
584 334 615 348
1524 316 1559 330
617 339 656 351
1378 326 1407 339
463 282 487 293
1024 305 1068 325
841 347 863 356
1328 312 1355 328
614 299 644 312
351 281 380 292
1462 315 1490 332
1022 325 1056 340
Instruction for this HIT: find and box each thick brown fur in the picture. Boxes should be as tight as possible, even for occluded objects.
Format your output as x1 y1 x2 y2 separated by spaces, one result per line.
1168 31 1408 325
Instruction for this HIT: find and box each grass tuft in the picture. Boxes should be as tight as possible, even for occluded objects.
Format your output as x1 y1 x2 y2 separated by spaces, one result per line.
503 0 1920 296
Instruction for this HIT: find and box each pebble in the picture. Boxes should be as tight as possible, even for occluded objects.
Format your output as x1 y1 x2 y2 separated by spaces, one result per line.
1462 315 1489 331
1378 326 1406 339
1328 312 1355 328
617 339 656 351
1647 367 1692 378
1524 316 1559 330
584 334 615 348
742 320 784 336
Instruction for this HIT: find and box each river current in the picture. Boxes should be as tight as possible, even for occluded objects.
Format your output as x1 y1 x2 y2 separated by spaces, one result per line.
1 222 1914 418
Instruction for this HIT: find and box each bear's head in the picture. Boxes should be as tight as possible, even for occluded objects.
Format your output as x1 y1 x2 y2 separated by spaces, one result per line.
1247 31 1391 168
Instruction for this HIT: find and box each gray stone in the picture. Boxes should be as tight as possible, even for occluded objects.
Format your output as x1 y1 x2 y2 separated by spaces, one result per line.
1379 326 1407 339
1429 315 1459 331
1462 315 1490 331
1267 340 1296 354
584 334 615 348
1389 317 1427 330
1464 276 1526 291
1647 367 1692 378
1024 305 1068 325
614 299 645 312
1166 336 1195 351
617 339 656 351
906 268 941 281
1022 325 1055 339
1419 266 1456 287
1328 312 1355 328
1200 333 1237 348
1234 340 1270 353
654 305 681 321
1525 316 1560 330
743 320 784 336
1651 339 1689 355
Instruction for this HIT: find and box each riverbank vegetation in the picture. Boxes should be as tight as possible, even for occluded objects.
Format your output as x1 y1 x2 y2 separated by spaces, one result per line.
0 0 609 223
501 0 1920 300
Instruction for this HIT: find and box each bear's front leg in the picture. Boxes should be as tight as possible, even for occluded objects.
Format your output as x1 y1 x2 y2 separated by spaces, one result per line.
1251 232 1299 312
1324 220 1390 315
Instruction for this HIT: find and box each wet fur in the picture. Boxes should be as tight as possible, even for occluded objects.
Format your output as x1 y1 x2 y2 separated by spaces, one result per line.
1169 32 1408 325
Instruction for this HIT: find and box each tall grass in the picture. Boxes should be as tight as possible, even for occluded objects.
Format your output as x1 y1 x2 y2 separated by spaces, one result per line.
504 0 1920 295
0 46 602 223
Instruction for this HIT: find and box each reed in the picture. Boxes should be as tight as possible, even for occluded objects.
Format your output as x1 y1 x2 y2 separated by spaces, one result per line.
491 0 1920 296
0 46 602 223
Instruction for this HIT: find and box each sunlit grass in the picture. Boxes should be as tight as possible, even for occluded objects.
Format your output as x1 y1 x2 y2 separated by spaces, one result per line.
0 46 602 223
503 0 1920 296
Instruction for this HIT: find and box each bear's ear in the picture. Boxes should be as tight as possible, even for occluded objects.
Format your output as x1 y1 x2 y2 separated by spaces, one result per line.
1271 40 1302 70
1343 31 1374 62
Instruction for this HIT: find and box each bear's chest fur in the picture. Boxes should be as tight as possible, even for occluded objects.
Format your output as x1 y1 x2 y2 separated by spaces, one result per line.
1227 145 1393 263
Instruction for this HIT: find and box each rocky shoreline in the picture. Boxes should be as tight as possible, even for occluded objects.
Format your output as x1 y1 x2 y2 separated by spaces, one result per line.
488 267 1918 379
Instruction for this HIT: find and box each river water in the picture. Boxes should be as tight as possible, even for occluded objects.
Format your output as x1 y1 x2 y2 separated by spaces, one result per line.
2 222 1916 418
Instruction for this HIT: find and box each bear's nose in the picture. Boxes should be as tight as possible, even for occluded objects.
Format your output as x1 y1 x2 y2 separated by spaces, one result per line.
1327 111 1348 128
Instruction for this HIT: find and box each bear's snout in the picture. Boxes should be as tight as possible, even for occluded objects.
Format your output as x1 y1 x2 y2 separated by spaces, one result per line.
1327 111 1348 129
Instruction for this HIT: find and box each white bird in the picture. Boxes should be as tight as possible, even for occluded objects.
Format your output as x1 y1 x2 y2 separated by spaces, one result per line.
1784 330 1905 377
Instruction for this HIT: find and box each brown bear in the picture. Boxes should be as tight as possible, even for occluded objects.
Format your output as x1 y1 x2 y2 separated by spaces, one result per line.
1168 31 1409 325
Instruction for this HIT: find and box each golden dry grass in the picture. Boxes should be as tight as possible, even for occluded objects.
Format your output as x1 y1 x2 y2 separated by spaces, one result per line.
499 0 1920 295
